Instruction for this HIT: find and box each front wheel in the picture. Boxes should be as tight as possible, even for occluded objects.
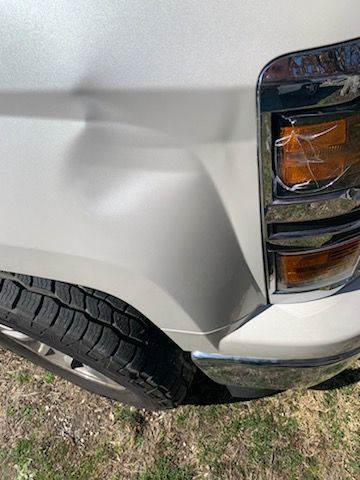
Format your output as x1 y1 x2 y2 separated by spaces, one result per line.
0 272 195 410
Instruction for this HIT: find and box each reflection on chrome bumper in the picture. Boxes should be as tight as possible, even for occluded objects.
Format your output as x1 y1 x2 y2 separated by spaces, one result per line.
191 348 360 390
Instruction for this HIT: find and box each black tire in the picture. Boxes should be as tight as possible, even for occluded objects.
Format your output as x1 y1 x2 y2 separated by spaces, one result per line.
0 271 196 410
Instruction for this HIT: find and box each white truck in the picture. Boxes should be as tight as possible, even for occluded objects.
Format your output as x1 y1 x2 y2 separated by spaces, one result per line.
0 1 359 409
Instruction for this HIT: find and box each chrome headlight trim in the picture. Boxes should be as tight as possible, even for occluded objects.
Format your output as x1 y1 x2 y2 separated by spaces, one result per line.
257 38 360 303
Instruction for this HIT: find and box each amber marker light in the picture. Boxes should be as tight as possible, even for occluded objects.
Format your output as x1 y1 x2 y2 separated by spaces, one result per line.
277 238 360 291
276 113 360 188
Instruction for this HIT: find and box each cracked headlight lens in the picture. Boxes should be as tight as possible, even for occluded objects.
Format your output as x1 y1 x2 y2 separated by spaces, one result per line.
275 111 360 195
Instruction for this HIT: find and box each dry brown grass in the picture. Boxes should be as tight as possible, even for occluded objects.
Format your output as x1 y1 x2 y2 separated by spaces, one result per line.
0 348 359 479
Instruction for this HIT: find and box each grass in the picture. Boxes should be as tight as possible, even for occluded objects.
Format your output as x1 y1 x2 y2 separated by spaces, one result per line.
42 372 56 385
8 370 31 384
0 348 359 479
136 458 195 480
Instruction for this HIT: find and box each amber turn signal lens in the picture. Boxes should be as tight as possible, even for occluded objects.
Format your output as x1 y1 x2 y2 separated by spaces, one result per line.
277 239 360 291
277 114 360 188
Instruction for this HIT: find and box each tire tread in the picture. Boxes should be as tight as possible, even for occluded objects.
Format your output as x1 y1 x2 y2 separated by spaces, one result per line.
0 271 195 408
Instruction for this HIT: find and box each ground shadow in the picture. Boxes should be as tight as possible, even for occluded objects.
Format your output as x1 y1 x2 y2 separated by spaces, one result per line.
312 367 360 391
182 370 238 406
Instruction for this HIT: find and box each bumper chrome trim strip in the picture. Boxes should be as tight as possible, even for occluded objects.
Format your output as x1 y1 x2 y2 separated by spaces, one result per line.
192 347 360 390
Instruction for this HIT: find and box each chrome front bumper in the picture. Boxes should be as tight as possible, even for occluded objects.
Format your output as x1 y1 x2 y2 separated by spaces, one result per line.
191 347 360 391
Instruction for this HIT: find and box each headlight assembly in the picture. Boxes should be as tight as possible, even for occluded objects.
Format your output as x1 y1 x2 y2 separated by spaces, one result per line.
258 38 360 301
